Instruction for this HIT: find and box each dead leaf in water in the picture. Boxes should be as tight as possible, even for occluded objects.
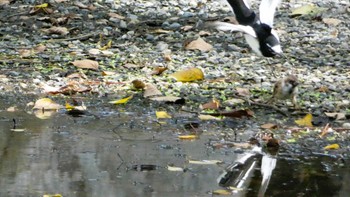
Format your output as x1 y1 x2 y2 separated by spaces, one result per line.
184 37 213 52
109 95 133 105
72 59 99 70
170 68 204 82
33 98 62 110
295 113 313 127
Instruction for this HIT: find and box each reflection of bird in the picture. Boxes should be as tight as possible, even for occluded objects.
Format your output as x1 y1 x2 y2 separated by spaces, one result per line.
211 0 283 57
269 75 299 107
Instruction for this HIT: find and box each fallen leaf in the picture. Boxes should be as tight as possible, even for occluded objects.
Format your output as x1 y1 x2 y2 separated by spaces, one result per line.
324 144 340 150
44 26 69 35
167 166 184 172
261 123 278 129
0 0 10 6
322 18 341 26
198 30 211 36
178 135 197 140
188 160 222 165
290 4 326 17
144 83 162 98
7 106 17 112
123 63 143 69
132 79 146 89
72 59 99 70
170 68 204 82
319 123 330 138
101 71 116 76
198 114 222 120
152 29 172 34
324 112 346 120
200 99 220 110
152 66 168 75
295 113 313 127
181 25 193 31
212 189 232 195
99 40 112 50
185 37 213 52
109 95 133 105
43 194 63 197
33 98 62 110
18 49 32 57
34 44 46 53
236 87 250 97
156 111 172 119
88 48 101 55
224 98 245 105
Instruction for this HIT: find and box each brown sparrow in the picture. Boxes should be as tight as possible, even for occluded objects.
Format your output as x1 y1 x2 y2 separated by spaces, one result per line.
268 75 299 108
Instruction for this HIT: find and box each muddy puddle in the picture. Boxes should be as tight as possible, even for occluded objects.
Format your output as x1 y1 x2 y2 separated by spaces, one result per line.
0 107 349 197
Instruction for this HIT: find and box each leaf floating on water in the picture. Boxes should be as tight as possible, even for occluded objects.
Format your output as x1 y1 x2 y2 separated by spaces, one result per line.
167 165 184 172
109 95 133 105
185 37 213 52
212 189 232 195
156 111 172 119
72 59 99 70
295 113 313 127
324 144 340 150
178 135 197 140
170 68 204 82
188 160 222 165
33 98 62 110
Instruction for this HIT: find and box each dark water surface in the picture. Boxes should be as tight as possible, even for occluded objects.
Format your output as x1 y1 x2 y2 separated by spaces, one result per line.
0 110 349 197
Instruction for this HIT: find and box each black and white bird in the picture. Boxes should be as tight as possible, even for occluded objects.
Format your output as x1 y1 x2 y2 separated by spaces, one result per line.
212 0 283 57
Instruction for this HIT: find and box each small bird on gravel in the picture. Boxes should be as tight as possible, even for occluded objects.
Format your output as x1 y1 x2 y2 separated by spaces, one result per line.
268 75 299 108
211 0 283 57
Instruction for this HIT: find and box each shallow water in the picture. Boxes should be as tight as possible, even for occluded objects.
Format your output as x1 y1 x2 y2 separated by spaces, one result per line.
0 110 348 197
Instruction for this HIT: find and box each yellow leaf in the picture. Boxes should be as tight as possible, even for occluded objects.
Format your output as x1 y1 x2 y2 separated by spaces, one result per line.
156 111 172 119
213 189 232 195
65 102 75 110
188 160 222 165
33 98 62 110
170 68 204 82
35 3 48 8
324 144 340 150
178 135 197 140
290 4 326 17
109 96 133 105
198 114 222 120
99 40 112 50
295 113 313 127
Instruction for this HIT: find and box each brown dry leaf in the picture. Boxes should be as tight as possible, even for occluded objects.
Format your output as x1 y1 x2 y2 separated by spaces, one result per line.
101 71 116 76
236 87 250 97
0 0 10 6
152 66 168 75
88 48 101 56
324 112 346 120
295 113 313 127
201 99 220 110
319 123 330 138
317 86 329 92
204 109 254 118
34 44 46 53
261 123 278 129
170 67 204 82
44 26 69 35
144 83 162 98
132 79 146 89
108 12 125 20
72 59 99 70
185 37 213 52
322 18 342 26
33 98 62 110
18 49 32 58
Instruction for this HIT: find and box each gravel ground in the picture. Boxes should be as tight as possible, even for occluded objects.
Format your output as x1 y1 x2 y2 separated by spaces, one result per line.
0 0 349 123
